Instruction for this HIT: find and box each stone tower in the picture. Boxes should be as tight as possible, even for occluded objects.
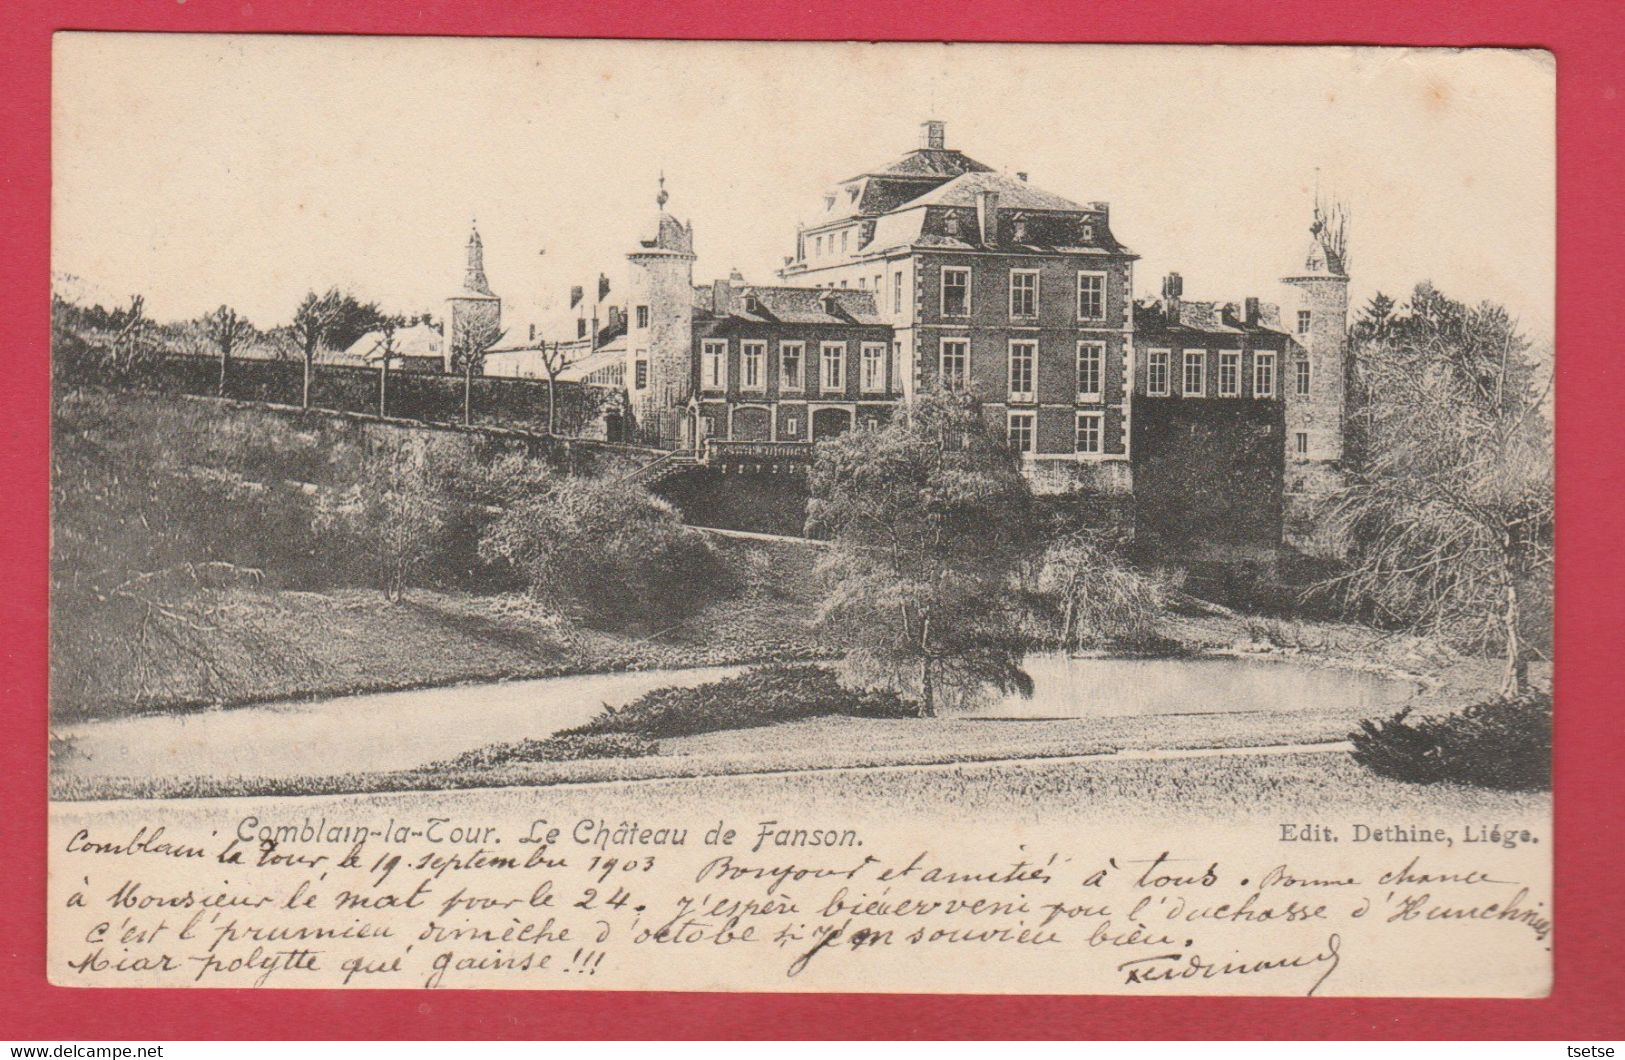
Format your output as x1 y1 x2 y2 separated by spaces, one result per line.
1280 201 1351 555
444 220 502 372
625 175 696 447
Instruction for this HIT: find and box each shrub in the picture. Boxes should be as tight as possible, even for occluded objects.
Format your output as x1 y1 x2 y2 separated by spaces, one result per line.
431 731 657 770
1348 692 1551 790
478 476 724 629
570 663 915 740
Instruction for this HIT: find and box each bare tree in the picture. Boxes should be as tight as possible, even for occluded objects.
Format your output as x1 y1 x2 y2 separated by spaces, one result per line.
537 340 578 435
290 288 343 409
206 305 253 397
448 316 502 427
372 318 401 418
1329 284 1552 697
110 294 150 376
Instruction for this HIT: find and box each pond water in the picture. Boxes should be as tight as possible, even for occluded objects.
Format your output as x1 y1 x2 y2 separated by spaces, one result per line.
952 654 1418 720
57 653 1418 783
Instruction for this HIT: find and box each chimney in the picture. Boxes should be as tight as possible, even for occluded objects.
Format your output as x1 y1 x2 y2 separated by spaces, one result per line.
920 120 946 150
529 323 536 342
1244 297 1260 325
712 277 733 316
1162 272 1183 323
977 189 1000 245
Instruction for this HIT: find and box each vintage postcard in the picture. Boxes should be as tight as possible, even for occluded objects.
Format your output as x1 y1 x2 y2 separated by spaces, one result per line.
47 36 1554 996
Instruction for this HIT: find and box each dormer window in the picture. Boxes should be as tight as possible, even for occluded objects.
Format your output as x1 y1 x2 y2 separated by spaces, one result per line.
944 212 961 238
824 193 836 211
1082 223 1095 242
1013 215 1029 243
847 186 861 202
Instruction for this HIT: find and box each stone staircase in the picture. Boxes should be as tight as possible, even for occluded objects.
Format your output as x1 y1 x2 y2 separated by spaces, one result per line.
621 448 701 488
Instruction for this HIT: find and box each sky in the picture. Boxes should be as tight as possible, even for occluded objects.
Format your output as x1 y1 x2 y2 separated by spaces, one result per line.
52 36 1554 340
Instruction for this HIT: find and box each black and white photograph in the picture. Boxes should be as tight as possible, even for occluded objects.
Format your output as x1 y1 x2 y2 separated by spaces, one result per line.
46 36 1554 997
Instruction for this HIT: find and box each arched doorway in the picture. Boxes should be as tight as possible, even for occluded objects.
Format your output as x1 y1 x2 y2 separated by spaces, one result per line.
811 406 854 441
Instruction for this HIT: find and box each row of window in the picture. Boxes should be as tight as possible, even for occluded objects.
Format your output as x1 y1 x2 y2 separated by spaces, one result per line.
937 267 1108 321
1144 348 1301 399
809 228 853 260
697 339 890 394
1005 411 1108 456
938 338 1110 403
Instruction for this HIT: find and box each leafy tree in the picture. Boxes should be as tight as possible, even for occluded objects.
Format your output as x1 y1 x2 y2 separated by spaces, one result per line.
807 387 1036 716
1036 533 1164 650
1330 283 1552 697
323 293 387 352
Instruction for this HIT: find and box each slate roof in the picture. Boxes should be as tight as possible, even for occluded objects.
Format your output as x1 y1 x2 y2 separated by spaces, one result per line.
851 147 995 181
904 171 1095 213
697 284 884 326
1134 298 1292 339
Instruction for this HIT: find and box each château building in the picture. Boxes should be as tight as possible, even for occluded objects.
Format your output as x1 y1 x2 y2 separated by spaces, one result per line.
445 121 1353 559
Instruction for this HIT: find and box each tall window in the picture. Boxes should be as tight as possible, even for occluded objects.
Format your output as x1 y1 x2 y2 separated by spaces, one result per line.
1075 412 1103 454
701 340 726 391
939 338 969 389
892 272 903 314
1297 309 1312 335
635 305 649 329
841 230 849 254
941 267 970 316
821 341 846 392
815 235 823 257
1295 359 1311 396
1076 341 1104 401
1294 431 1309 455
1007 411 1035 455
1182 350 1206 397
1147 348 1170 396
741 341 766 391
1218 350 1241 397
634 356 648 390
780 341 804 391
861 342 886 393
1010 270 1039 318
873 274 882 295
1077 272 1106 321
1008 340 1037 402
1254 351 1277 398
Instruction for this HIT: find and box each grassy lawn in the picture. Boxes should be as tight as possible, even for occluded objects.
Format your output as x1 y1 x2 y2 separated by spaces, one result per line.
54 748 1548 828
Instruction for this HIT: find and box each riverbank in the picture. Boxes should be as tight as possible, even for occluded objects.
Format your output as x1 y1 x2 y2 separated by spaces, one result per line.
50 534 833 724
53 542 1498 726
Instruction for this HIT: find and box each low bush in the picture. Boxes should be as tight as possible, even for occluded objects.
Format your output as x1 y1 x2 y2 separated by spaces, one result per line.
1349 692 1551 790
432 731 657 770
478 476 726 629
569 663 915 740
